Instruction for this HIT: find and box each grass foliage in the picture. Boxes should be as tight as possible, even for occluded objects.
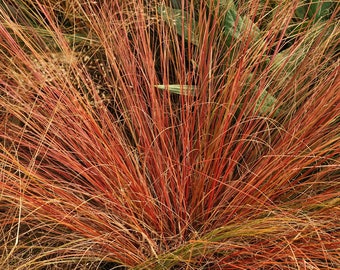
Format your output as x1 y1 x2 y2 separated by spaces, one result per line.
0 0 339 269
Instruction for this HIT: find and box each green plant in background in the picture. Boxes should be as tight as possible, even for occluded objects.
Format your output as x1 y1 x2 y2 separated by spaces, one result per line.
295 0 335 22
157 0 338 115
0 0 339 269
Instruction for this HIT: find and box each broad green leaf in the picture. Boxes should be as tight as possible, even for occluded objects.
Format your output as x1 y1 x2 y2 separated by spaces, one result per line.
255 90 279 116
273 20 337 77
157 4 199 46
221 1 261 46
295 1 334 21
156 84 279 116
224 7 243 43
155 84 196 96
308 0 333 21
243 73 279 116
295 4 309 20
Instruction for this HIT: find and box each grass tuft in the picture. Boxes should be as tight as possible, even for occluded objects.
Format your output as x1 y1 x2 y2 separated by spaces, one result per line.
1 0 339 268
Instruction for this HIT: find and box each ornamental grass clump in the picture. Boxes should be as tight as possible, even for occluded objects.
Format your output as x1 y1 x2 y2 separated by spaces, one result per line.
0 0 339 269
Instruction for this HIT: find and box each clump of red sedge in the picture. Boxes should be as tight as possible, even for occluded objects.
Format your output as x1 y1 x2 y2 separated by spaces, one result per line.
0 0 339 269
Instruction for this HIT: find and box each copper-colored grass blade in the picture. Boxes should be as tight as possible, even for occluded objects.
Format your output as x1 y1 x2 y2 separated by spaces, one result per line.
1 0 339 268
